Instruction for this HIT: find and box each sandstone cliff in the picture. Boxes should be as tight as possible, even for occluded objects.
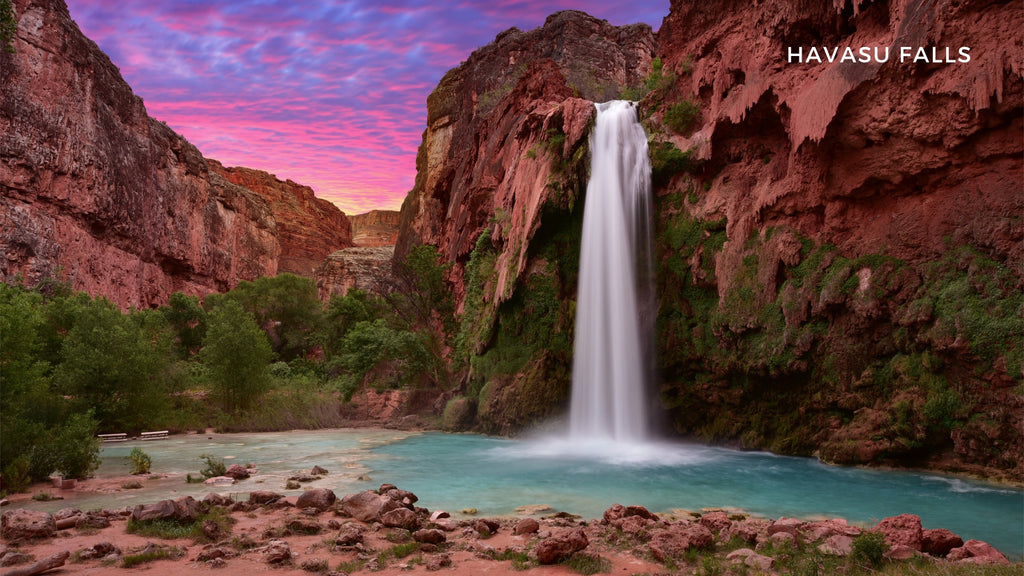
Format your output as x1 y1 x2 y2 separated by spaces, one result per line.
208 160 353 277
349 210 401 247
397 3 1022 478
0 0 347 307
315 246 394 301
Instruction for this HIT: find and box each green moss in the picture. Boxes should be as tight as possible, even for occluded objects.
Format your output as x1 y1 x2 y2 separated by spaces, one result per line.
650 141 697 188
664 100 700 133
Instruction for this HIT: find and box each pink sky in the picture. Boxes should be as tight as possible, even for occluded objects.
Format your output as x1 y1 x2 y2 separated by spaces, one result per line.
66 0 668 215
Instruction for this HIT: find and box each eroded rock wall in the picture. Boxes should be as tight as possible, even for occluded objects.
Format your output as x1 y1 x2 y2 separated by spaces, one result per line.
349 210 401 247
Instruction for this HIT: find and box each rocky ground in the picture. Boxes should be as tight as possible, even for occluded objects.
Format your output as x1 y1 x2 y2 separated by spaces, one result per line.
1 474 1017 576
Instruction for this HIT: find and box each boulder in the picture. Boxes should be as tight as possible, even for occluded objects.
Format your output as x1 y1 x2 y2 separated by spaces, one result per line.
698 511 732 534
311 465 329 475
767 517 804 538
203 476 235 486
341 490 389 522
921 528 963 557
603 504 656 526
474 519 501 536
203 493 234 507
414 529 447 544
429 510 450 522
619 516 654 539
76 512 111 530
286 516 322 534
886 544 918 560
223 464 250 480
535 528 589 564
296 488 337 512
249 491 285 505
77 542 121 560
1 510 57 541
648 523 714 561
131 496 201 523
381 508 420 530
876 514 923 551
947 540 1011 565
262 539 292 564
335 523 365 546
514 518 540 535
817 534 854 556
727 548 774 571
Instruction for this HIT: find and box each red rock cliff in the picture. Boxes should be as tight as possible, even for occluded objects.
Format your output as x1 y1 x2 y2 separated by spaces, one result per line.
349 210 400 247
0 0 346 307
208 160 353 277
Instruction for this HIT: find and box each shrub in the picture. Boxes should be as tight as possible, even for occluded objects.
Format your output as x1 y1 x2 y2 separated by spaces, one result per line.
665 100 700 133
127 447 152 475
199 454 226 479
851 531 888 568
50 411 102 479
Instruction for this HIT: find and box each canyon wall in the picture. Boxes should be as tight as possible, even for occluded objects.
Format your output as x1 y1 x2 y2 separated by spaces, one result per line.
0 0 348 308
349 210 401 247
399 2 1022 478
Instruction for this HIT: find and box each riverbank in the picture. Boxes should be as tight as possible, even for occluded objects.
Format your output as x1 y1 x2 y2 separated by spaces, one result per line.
1 481 1018 576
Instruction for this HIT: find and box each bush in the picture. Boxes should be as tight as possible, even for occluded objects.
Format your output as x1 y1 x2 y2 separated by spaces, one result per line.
50 411 101 479
127 447 152 475
851 531 888 568
199 454 226 479
665 99 700 133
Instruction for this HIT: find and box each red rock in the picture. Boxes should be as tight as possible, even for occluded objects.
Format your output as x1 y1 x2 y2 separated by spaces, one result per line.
921 528 964 557
349 210 401 247
223 464 250 480
649 523 714 561
514 518 540 535
818 535 854 556
340 491 389 523
413 528 446 544
603 503 657 526
248 491 284 506
295 488 337 512
0 509 56 541
947 539 1011 565
767 517 804 537
876 514 923 551
535 528 589 564
381 507 420 530
131 497 200 523
698 511 732 534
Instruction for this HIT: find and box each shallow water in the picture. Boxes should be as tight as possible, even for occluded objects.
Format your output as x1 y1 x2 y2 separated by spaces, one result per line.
18 429 1023 558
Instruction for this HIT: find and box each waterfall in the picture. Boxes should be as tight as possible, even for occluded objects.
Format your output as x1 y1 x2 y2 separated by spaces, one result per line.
569 100 654 443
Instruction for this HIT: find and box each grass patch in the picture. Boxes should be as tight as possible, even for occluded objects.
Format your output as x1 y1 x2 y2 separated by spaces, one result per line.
126 508 232 543
563 552 612 575
377 541 421 565
490 548 534 570
121 546 183 568
31 492 57 501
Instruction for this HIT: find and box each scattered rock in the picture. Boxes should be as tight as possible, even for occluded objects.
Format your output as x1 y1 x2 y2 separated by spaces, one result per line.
289 473 319 483
131 497 201 523
514 518 540 535
203 493 234 507
1 510 56 541
947 540 1011 565
473 519 500 536
286 516 322 534
649 523 714 561
261 539 292 564
285 480 301 490
767 517 804 538
603 503 656 526
1 552 32 566
77 542 121 560
223 464 250 480
921 528 963 557
334 523 365 546
818 534 854 556
460 508 478 515
876 514 923 551
341 490 389 522
426 552 452 571
296 488 337 512
76 512 111 530
414 529 446 544
699 511 732 534
429 510 450 522
196 546 236 562
381 508 420 530
515 504 553 515
727 548 775 571
886 544 919 560
311 465 329 475
249 491 285 506
535 528 589 564
203 476 236 486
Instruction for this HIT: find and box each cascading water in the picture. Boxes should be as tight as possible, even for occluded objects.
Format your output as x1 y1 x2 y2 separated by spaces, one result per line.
569 100 654 443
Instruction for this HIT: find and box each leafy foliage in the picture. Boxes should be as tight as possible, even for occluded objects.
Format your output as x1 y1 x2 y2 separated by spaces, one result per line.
0 0 15 54
201 299 273 412
128 447 152 475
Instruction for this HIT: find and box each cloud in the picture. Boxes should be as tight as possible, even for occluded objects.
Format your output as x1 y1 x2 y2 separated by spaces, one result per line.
66 0 668 214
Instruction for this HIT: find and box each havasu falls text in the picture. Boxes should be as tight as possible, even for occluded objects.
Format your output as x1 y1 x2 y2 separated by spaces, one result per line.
788 46 971 64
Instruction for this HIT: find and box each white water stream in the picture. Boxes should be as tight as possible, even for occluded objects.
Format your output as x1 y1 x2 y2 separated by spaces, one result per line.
569 100 654 443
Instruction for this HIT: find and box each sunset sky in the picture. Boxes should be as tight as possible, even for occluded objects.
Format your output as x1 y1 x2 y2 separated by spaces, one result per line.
66 0 668 215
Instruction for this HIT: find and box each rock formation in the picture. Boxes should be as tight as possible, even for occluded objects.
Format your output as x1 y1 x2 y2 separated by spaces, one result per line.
314 246 393 301
0 0 349 308
349 210 400 247
395 2 1022 477
208 160 353 277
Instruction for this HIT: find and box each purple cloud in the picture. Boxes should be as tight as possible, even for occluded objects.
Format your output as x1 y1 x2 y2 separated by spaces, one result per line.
66 0 668 214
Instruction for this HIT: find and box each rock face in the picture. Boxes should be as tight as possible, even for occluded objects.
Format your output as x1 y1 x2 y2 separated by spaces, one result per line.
314 246 393 300
208 160 352 277
0 0 349 308
349 210 401 247
649 0 1023 477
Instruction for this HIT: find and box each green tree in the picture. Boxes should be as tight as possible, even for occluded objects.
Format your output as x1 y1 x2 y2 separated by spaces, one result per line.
160 292 207 357
52 297 171 432
339 319 429 388
201 299 273 412
0 0 16 54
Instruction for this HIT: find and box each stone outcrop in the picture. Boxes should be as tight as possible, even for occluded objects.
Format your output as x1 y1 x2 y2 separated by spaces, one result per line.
395 10 654 304
208 160 352 277
0 0 350 308
349 210 400 247
650 0 1023 478
314 246 393 300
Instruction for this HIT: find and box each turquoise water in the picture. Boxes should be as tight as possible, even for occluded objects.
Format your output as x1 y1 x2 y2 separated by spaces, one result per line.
19 429 1022 558
368 433 1024 559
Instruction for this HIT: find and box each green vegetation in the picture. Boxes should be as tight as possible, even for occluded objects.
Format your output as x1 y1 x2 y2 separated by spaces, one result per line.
198 454 226 479
127 447 152 475
621 57 675 101
851 531 889 569
126 507 232 543
0 0 15 54
0 254 460 488
664 99 700 134
121 546 183 568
